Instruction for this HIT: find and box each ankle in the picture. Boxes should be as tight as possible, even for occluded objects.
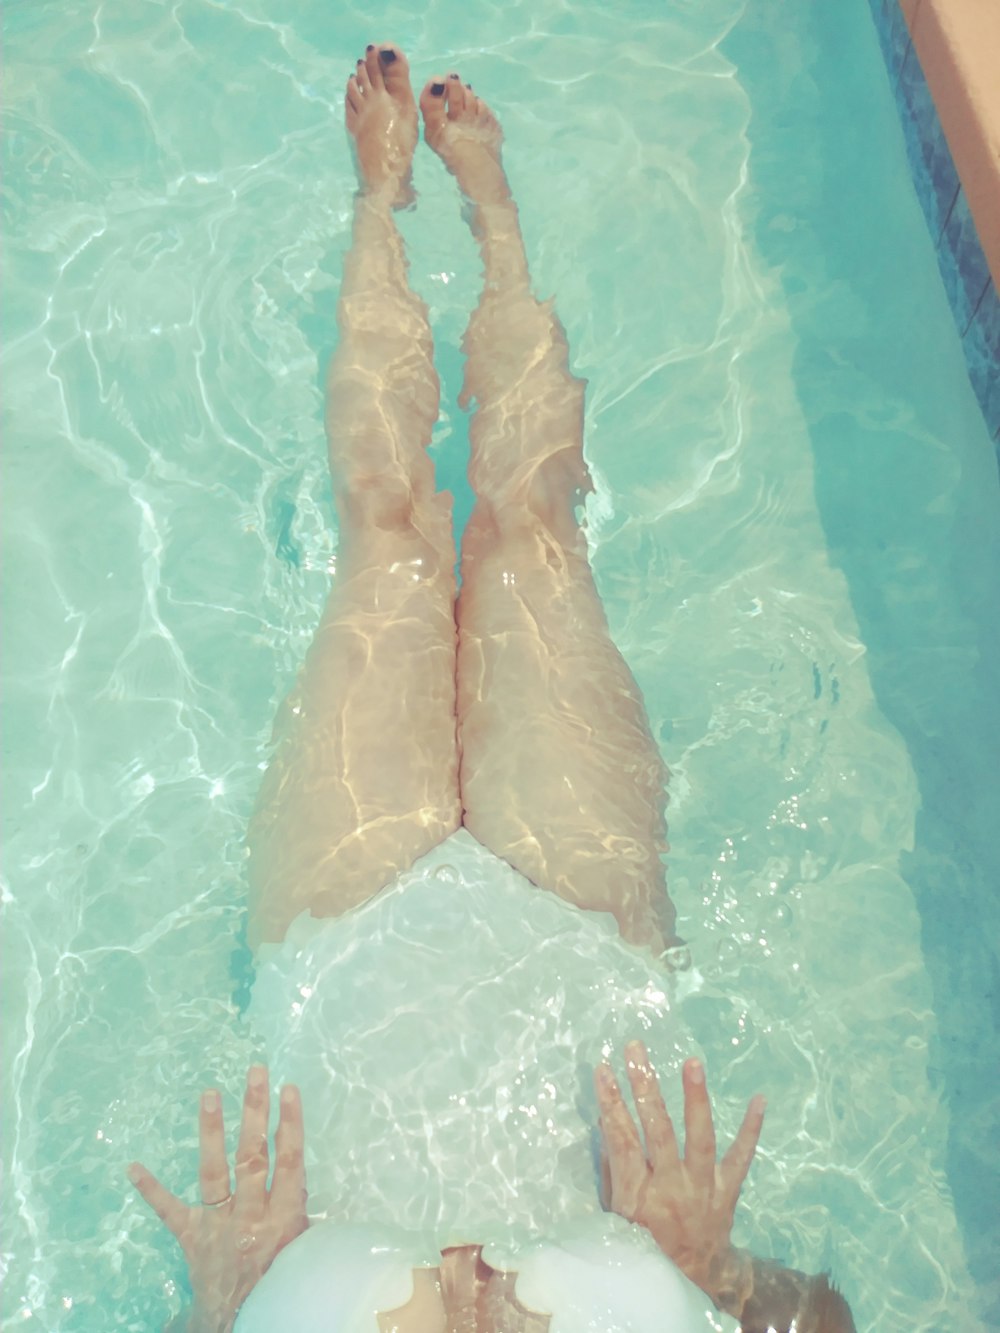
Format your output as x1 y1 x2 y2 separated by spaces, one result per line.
470 201 529 276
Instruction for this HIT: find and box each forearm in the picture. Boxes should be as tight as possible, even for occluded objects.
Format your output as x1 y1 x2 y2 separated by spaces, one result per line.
706 1246 856 1333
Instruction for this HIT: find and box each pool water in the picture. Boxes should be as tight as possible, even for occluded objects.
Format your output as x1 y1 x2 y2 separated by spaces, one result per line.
3 0 998 1329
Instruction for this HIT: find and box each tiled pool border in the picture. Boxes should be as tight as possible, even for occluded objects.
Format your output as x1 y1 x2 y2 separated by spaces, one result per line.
867 0 999 447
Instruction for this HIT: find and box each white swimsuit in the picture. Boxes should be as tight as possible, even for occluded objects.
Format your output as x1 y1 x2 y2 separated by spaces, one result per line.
234 1218 739 1333
246 831 726 1329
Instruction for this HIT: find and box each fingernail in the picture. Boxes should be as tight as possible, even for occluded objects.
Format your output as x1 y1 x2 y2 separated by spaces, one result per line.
430 82 445 96
379 48 397 64
203 1089 220 1111
688 1059 705 1084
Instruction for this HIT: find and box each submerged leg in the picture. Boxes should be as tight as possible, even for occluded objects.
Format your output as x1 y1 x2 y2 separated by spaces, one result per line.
420 77 676 952
248 46 460 948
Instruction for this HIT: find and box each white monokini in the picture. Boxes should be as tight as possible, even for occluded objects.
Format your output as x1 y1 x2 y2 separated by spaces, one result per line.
234 1218 739 1332
246 831 721 1327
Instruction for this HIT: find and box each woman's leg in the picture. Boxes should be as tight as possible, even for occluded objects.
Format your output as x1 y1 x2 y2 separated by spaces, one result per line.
247 47 460 948
420 79 676 953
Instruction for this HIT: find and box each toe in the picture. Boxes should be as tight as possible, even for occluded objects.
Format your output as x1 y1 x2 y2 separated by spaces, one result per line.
346 73 363 114
420 75 449 134
377 43 412 100
356 56 372 95
365 44 384 91
445 76 467 120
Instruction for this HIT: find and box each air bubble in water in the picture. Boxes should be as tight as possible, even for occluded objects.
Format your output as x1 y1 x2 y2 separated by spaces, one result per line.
717 937 739 966
771 902 793 928
434 864 458 883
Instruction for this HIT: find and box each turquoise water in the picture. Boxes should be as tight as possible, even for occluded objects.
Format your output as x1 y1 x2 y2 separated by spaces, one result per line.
3 0 998 1329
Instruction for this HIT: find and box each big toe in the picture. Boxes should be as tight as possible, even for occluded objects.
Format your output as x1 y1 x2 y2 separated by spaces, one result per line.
372 43 414 102
420 75 450 140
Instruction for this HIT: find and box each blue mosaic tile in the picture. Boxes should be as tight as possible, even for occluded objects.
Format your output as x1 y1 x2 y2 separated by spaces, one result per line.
896 42 959 245
880 0 913 89
897 42 933 155
963 281 1000 439
869 1 894 71
934 201 969 327
942 189 992 334
895 72 937 228
923 123 960 244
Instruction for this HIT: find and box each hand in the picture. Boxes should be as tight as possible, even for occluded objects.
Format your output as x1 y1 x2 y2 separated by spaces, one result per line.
129 1065 308 1333
595 1041 765 1296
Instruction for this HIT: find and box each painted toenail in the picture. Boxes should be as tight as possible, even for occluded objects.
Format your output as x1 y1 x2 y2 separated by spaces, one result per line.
449 73 460 79
379 49 397 63
430 82 446 96
366 44 374 51
466 83 472 90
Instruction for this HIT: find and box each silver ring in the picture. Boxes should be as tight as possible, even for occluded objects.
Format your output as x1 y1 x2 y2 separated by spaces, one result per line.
204 1193 233 1208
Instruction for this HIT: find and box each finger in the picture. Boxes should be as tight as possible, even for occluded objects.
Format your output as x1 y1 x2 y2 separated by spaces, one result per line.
198 1088 231 1206
623 1040 680 1174
598 1136 613 1210
269 1084 307 1215
681 1058 717 1191
719 1093 766 1210
128 1162 190 1240
594 1062 646 1212
234 1064 270 1221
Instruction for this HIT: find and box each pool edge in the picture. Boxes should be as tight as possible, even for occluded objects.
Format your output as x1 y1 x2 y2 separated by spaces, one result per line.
869 0 1000 448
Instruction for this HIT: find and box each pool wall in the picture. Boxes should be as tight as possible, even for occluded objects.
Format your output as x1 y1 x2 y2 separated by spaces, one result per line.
868 0 1000 447
723 4 1000 1322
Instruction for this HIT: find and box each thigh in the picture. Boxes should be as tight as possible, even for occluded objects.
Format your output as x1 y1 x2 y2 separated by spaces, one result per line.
247 500 460 947
456 508 675 952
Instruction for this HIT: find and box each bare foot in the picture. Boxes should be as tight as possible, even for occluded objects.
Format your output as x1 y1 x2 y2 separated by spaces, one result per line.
419 74 509 204
345 43 419 206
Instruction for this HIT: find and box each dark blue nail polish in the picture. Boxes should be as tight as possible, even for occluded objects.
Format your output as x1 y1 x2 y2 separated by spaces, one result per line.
466 83 472 90
379 48 397 64
430 82 445 96
366 44 374 52
449 73 460 79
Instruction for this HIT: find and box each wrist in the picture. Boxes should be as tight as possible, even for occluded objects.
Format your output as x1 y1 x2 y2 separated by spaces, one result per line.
702 1244 754 1318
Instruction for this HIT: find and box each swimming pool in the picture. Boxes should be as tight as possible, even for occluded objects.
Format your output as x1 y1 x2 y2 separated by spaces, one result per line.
3 0 998 1328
